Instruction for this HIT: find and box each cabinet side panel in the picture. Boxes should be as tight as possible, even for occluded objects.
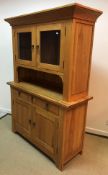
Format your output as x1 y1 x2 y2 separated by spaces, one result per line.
71 21 94 97
63 20 74 100
62 103 87 164
12 29 18 82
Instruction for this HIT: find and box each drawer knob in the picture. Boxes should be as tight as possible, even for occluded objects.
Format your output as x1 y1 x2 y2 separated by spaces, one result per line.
31 96 34 103
32 45 34 49
18 91 21 96
29 119 31 125
32 122 36 127
46 103 49 110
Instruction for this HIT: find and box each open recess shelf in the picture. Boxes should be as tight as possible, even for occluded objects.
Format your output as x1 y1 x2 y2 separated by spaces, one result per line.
18 67 63 94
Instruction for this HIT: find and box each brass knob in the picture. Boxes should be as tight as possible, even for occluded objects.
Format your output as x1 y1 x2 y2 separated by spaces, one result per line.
36 45 39 49
31 96 34 103
29 119 31 125
18 91 21 96
46 103 49 110
32 45 34 49
32 122 36 127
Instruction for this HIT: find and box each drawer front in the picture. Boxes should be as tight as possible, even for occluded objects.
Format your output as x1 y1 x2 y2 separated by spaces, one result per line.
13 89 31 103
12 89 59 115
33 97 59 115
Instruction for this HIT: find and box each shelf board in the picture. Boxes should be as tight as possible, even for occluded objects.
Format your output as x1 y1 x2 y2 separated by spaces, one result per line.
8 81 92 108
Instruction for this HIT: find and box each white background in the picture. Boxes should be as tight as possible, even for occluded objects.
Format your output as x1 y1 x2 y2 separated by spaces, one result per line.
0 0 108 136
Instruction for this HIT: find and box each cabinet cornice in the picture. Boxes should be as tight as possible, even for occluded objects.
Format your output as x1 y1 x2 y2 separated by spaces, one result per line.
5 3 102 27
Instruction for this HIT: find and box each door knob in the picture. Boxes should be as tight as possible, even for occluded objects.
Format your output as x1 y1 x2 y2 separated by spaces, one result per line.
32 122 36 127
36 45 39 49
31 45 34 49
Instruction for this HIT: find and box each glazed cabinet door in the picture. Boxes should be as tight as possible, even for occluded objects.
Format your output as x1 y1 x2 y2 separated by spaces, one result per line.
13 98 32 138
13 26 36 67
36 23 65 72
32 106 58 160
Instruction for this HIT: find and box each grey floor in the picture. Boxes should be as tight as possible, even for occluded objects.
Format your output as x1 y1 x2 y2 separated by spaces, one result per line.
0 112 7 119
0 115 108 175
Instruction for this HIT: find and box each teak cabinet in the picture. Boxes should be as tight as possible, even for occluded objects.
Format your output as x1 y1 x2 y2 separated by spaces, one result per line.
5 3 102 170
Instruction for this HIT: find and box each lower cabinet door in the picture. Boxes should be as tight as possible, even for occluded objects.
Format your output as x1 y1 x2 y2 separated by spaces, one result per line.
13 99 32 137
32 106 58 160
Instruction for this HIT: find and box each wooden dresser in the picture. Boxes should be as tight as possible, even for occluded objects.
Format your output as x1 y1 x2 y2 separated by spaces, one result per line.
5 3 102 170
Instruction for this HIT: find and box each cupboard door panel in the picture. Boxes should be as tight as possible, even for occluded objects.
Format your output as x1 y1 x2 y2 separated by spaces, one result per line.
14 99 31 136
32 107 58 157
14 26 36 67
36 23 65 72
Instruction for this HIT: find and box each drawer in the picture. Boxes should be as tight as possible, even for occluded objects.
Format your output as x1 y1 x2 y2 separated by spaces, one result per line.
13 89 31 102
33 97 59 115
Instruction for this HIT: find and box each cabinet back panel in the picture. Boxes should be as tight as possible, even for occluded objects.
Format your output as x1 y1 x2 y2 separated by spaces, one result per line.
18 32 32 61
18 67 63 93
40 30 60 65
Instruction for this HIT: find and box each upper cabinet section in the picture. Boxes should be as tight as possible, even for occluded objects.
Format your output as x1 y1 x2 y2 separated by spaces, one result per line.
5 3 102 76
5 3 102 100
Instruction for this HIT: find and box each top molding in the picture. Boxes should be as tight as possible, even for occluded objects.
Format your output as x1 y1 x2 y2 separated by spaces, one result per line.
5 3 102 27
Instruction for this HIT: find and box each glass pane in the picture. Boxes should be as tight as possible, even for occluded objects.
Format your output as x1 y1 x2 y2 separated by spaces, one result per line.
18 32 32 61
40 30 60 65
